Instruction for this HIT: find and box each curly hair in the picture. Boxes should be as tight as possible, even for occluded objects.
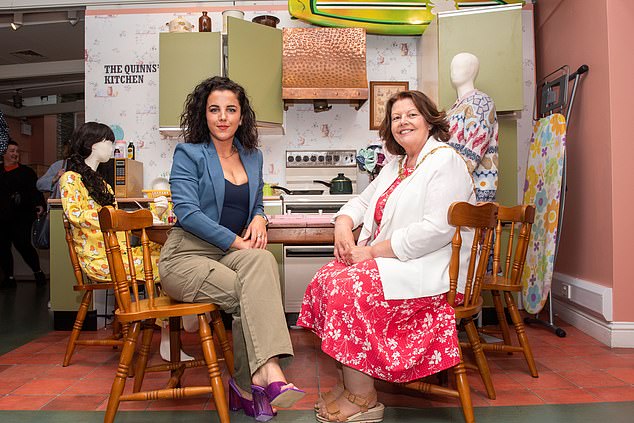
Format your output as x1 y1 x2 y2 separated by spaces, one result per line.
67 122 116 207
180 76 258 150
379 90 450 156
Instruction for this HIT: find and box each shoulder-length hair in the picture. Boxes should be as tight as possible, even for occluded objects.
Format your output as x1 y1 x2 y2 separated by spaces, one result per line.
180 76 258 150
379 90 450 156
67 122 116 207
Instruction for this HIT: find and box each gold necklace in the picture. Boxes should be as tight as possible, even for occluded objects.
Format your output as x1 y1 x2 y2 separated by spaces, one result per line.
398 156 423 180
397 146 454 180
219 146 237 159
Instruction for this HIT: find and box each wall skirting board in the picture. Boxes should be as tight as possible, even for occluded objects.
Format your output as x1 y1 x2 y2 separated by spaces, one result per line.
552 272 634 348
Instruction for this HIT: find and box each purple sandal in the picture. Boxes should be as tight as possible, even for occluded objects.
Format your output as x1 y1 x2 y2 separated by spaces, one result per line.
229 378 275 422
253 381 306 408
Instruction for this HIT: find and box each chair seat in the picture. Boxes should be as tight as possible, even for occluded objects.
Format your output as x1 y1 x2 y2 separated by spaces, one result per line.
482 275 521 291
454 296 483 319
116 296 216 323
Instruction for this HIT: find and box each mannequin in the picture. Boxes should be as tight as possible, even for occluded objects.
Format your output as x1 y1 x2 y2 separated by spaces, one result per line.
447 52 499 202
65 122 193 361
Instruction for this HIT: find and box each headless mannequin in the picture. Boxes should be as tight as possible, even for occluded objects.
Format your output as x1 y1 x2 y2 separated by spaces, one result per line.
447 52 499 202
86 141 193 362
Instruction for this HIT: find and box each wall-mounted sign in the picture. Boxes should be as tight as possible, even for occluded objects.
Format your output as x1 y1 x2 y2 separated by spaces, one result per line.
288 0 525 35
103 64 159 85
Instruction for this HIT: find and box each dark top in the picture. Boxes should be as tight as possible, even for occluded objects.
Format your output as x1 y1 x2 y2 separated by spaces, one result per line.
219 179 249 235
0 164 46 223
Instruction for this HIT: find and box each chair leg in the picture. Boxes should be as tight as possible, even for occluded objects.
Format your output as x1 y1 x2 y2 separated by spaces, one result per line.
504 291 539 377
63 290 92 367
199 313 230 423
104 320 140 423
491 290 513 348
133 319 155 392
112 313 122 341
464 318 496 400
168 316 182 386
454 347 475 423
210 309 234 375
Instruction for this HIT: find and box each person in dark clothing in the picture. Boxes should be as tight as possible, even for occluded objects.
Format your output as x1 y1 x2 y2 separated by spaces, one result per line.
0 140 47 288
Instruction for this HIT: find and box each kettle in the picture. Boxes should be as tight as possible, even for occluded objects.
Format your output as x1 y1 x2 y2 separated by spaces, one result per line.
314 173 353 195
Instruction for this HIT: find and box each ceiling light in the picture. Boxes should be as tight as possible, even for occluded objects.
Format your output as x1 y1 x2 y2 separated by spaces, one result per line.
68 10 79 26
11 12 23 31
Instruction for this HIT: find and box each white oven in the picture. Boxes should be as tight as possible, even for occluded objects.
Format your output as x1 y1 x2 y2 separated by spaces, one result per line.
280 150 357 313
283 245 335 312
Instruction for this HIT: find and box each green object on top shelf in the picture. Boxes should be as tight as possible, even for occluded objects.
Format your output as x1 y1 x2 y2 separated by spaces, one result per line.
288 0 524 35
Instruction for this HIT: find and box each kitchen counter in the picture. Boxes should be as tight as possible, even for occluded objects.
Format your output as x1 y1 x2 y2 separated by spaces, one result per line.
145 214 358 245
50 195 283 205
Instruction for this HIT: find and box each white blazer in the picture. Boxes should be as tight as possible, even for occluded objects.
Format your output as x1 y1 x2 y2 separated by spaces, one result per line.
335 137 476 300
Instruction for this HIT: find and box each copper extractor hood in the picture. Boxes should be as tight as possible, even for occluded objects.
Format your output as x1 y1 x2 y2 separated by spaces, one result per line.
282 27 368 112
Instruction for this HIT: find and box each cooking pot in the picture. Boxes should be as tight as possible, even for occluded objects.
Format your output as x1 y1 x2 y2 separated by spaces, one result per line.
314 173 353 195
166 16 194 33
252 15 280 28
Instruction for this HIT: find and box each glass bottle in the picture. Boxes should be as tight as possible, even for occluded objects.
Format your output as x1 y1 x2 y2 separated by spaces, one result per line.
127 142 135 160
199 11 211 32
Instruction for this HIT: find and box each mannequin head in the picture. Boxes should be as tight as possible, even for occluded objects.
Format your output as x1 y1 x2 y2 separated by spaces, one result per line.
67 122 116 206
450 52 480 97
69 122 114 171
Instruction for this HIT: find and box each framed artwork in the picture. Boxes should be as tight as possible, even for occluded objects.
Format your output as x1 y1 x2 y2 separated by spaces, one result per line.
369 81 409 130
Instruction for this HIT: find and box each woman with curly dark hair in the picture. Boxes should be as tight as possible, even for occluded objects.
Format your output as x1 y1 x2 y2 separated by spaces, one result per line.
159 76 303 421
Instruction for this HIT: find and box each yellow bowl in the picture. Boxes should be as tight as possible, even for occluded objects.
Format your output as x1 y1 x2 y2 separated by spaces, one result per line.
143 189 171 199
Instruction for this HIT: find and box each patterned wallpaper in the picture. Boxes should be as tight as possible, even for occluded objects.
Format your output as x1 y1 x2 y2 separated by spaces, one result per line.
85 5 532 198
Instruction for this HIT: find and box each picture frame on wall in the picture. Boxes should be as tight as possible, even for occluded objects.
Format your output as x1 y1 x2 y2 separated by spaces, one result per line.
369 81 409 130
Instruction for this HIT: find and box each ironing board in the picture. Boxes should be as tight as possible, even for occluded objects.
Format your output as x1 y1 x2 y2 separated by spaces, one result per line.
521 113 566 314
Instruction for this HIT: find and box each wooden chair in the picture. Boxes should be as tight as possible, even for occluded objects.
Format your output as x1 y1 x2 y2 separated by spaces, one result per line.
402 202 498 423
98 206 233 423
474 204 539 377
62 214 124 367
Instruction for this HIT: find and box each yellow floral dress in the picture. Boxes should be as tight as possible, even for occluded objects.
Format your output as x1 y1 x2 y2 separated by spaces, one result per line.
59 171 160 282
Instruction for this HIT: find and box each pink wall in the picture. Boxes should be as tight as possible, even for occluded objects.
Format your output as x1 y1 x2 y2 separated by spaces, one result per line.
42 115 58 165
606 1 634 321
535 0 634 321
535 0 613 287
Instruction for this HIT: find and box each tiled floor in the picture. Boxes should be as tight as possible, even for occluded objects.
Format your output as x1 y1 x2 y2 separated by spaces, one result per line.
1 281 634 422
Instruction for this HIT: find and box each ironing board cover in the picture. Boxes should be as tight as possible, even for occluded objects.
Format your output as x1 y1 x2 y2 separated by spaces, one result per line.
521 113 566 314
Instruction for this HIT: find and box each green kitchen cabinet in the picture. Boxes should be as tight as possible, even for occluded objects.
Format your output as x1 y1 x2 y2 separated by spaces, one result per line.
159 18 283 134
227 17 283 127
418 4 523 112
418 4 522 207
159 32 222 132
264 200 284 299
496 118 518 207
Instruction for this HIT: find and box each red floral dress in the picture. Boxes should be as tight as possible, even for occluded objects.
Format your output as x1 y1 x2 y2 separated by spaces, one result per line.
297 169 463 383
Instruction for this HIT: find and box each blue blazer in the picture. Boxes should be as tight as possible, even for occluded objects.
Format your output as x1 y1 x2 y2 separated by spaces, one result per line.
169 139 265 251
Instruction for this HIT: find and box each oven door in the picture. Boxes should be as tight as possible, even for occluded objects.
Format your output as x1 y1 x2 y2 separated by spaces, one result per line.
283 245 334 313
